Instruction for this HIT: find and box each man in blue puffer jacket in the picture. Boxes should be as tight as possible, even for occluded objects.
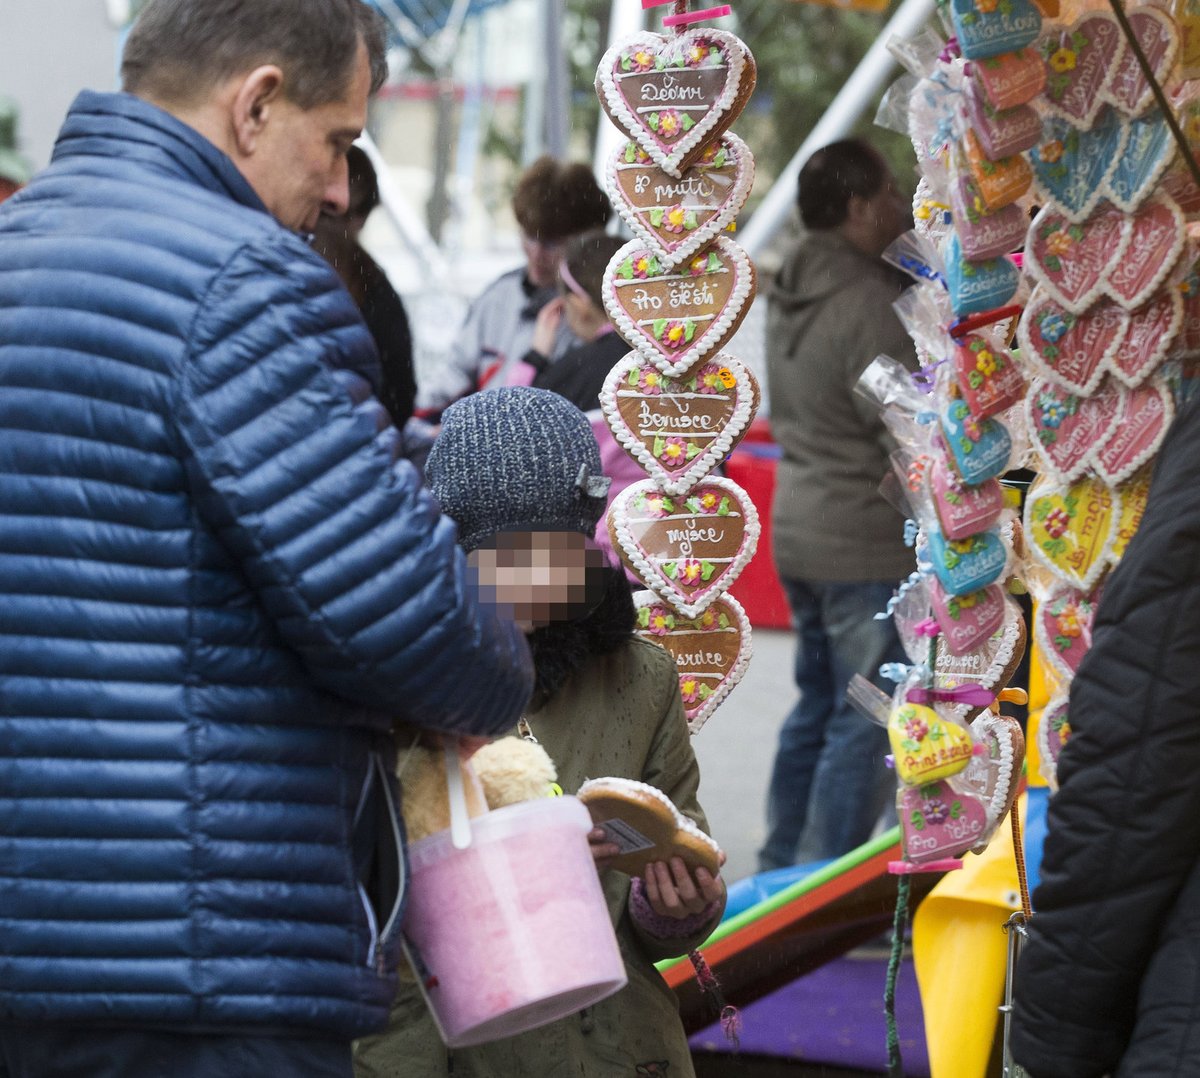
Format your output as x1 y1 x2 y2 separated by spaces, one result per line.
0 1 534 1074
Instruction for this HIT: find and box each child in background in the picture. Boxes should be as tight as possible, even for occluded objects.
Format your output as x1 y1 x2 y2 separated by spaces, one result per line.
353 387 726 1078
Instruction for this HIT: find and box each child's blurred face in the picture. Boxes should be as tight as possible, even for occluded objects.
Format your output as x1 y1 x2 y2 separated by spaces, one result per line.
560 290 594 339
468 531 608 632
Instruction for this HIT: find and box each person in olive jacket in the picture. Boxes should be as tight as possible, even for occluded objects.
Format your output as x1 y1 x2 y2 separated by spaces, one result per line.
1012 390 1200 1078
0 2 532 1075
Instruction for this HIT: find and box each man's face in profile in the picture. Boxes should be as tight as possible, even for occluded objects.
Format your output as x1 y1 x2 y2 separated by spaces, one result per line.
468 531 608 632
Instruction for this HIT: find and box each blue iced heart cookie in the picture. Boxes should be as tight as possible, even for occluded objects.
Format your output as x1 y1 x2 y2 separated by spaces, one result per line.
944 233 1020 317
926 527 1007 596
1030 108 1127 224
951 0 1042 59
940 399 1012 485
1107 109 1176 214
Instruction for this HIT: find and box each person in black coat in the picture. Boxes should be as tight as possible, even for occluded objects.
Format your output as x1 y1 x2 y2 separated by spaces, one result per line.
1012 389 1200 1077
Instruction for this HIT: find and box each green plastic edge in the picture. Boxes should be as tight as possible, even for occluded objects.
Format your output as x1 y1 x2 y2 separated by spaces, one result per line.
654 825 902 975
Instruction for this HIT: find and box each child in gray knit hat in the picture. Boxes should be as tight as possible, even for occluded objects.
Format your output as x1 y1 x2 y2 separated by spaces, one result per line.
357 386 726 1078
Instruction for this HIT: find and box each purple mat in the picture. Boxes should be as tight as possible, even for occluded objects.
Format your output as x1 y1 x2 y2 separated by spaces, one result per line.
689 951 930 1077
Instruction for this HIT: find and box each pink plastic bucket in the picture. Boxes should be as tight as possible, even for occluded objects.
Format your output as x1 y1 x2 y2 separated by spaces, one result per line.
402 795 627 1047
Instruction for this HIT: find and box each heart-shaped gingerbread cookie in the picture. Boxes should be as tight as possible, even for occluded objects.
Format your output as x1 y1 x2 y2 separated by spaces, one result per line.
599 352 759 496
961 712 1026 832
1091 378 1173 485
607 135 754 269
929 579 1009 659
1107 109 1178 214
930 455 1005 541
899 779 990 864
1103 6 1179 117
971 46 1047 111
964 77 1043 160
608 477 760 618
633 590 752 732
1030 110 1127 223
1039 12 1126 128
1110 464 1152 566
1036 694 1071 790
1104 193 1186 310
1111 287 1181 388
888 702 977 787
1026 472 1120 592
1035 586 1098 682
1018 289 1125 396
1026 376 1122 483
1025 203 1130 313
595 29 756 177
954 331 1026 419
604 237 757 377
933 588 1026 714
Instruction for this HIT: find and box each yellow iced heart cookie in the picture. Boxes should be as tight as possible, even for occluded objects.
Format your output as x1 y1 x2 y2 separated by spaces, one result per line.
888 703 976 786
1026 474 1119 591
1111 465 1151 567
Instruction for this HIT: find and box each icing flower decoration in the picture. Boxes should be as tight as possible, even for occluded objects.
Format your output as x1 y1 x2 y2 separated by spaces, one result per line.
633 254 657 279
975 0 999 11
638 367 665 395
1056 610 1082 638
698 607 721 630
922 797 950 825
1039 310 1071 344
684 43 709 66
905 716 930 743
659 436 688 467
656 110 682 137
1045 229 1075 257
1181 271 1200 298
1038 389 1074 429
975 349 997 377
663 205 688 234
696 364 725 394
629 49 655 72
963 416 982 443
699 143 726 167
688 491 723 515
679 675 701 704
639 492 673 518
1038 140 1064 164
645 606 674 636
675 558 707 587
1044 506 1072 539
662 321 689 349
1049 47 1077 73
688 254 708 277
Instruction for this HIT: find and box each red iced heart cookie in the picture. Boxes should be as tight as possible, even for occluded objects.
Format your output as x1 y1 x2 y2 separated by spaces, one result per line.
930 455 1005 541
971 47 1046 111
961 712 1026 834
1104 194 1186 310
929 579 1008 658
1104 7 1179 117
604 237 757 378
1036 586 1098 682
633 590 752 732
607 478 760 618
595 30 756 176
1026 376 1122 483
899 780 989 865
954 331 1026 419
599 352 759 496
1112 287 1182 388
1039 13 1125 128
933 589 1026 723
1091 378 1173 485
607 134 755 269
1018 289 1125 396
1025 203 1129 313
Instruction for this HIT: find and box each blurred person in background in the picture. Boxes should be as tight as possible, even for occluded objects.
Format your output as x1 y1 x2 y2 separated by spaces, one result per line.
0 96 32 203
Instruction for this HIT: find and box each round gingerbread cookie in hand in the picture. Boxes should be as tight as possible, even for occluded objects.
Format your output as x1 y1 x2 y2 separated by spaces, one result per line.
577 776 721 877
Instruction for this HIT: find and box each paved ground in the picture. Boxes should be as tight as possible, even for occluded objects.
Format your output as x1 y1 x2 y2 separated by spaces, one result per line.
690 627 797 885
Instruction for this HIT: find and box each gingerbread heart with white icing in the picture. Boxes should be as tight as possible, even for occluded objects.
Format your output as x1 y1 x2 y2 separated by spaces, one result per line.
899 779 989 865
607 477 759 618
1091 378 1173 485
1113 287 1182 388
1104 194 1186 311
633 590 752 732
1026 377 1122 483
933 593 1026 718
929 578 1009 658
1035 585 1098 683
604 237 757 378
1018 289 1124 396
1037 694 1071 790
961 712 1025 833
930 455 1004 541
1026 472 1120 592
600 352 758 496
1106 110 1177 215
1025 203 1130 314
595 30 756 177
607 135 754 269
954 331 1026 419
1103 7 1179 118
1111 464 1152 567
1039 13 1125 128
970 47 1046 111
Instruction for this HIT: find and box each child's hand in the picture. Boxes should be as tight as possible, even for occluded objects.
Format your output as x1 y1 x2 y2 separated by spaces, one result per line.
587 826 622 870
643 856 725 920
531 297 565 356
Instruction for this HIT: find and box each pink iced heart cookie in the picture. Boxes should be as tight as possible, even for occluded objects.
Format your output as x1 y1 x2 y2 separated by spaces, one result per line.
1112 288 1182 388
1035 586 1098 682
954 332 1026 419
963 78 1043 160
1026 377 1122 483
607 134 755 269
599 352 759 496
607 478 760 618
929 578 1008 657
1018 289 1125 396
1091 378 1173 485
604 238 757 378
1103 7 1179 117
899 780 989 865
633 590 752 732
961 712 1026 833
951 170 1028 260
1039 13 1125 128
1037 695 1071 790
1104 194 1186 310
930 455 1004 541
1025 203 1129 313
970 47 1046 111
933 593 1026 722
595 30 756 176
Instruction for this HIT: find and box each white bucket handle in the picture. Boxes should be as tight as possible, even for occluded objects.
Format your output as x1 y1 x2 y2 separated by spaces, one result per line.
443 743 473 850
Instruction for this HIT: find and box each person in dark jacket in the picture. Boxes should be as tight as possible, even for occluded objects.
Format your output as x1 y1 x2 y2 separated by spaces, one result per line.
0 2 533 1076
759 138 916 869
1011 392 1200 1077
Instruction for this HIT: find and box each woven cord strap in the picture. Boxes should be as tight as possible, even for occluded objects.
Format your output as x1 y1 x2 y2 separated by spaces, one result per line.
885 874 911 1078
1010 793 1033 920
688 948 741 1049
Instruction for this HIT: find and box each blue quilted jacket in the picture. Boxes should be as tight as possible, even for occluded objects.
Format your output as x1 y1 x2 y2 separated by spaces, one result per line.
0 91 533 1038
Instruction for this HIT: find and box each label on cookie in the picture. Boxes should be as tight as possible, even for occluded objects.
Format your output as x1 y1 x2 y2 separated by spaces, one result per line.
595 818 656 855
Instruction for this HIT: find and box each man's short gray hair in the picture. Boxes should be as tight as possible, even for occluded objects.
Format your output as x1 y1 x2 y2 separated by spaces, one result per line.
122 0 388 109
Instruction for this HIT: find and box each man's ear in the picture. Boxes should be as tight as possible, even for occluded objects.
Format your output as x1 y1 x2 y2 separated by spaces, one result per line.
230 65 285 156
